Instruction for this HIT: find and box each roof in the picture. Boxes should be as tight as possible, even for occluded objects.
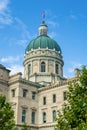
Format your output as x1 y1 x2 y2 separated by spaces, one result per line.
25 35 62 53
0 64 10 72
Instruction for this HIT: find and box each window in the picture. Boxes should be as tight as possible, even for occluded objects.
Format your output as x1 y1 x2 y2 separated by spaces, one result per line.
53 94 56 103
31 111 35 124
11 89 15 97
41 62 45 72
63 91 67 101
23 89 27 97
43 112 46 123
22 109 26 123
55 64 59 74
43 97 46 105
52 110 56 122
32 92 36 100
28 64 31 75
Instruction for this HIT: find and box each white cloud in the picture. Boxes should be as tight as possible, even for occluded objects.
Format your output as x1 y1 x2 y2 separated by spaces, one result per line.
64 61 83 78
68 62 82 74
16 39 28 47
0 56 20 63
47 20 59 27
10 17 32 47
45 9 58 19
8 64 24 76
0 0 13 26
0 0 9 12
49 32 57 38
15 17 31 38
0 55 24 76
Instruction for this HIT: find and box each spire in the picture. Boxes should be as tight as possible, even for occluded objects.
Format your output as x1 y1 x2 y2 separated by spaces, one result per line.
38 11 48 36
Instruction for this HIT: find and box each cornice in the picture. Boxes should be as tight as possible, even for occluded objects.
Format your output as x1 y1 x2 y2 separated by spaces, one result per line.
38 77 78 92
8 78 40 88
23 49 63 65
17 123 56 129
24 55 63 64
8 76 78 93
0 79 8 86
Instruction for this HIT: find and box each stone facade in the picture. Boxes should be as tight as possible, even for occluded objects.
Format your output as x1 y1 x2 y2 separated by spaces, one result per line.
0 65 69 130
24 48 64 84
0 20 75 130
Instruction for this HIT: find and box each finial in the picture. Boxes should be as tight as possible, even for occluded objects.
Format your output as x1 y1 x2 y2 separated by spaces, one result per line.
42 11 45 21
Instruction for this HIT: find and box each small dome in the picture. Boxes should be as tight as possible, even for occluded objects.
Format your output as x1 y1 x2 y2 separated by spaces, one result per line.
25 35 61 53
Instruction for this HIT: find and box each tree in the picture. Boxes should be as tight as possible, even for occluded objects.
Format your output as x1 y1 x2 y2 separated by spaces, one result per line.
21 123 30 130
0 94 18 130
55 66 87 130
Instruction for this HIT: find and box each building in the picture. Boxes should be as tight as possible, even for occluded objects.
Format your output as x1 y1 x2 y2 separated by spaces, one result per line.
0 18 77 130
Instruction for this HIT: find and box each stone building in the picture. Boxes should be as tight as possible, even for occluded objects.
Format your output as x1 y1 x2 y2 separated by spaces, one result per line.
0 19 76 130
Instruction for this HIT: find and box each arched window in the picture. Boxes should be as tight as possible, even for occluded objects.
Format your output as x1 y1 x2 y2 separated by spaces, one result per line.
43 112 46 123
52 110 56 122
55 64 59 74
41 62 45 72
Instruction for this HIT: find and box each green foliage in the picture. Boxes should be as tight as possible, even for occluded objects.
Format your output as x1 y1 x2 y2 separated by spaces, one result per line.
21 123 30 130
55 66 87 130
0 94 18 130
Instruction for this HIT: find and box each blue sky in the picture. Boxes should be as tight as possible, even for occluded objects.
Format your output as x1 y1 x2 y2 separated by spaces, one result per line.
0 0 87 77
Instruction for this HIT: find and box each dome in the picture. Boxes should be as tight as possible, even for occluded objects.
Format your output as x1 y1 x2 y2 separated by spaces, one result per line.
25 20 62 54
25 35 62 53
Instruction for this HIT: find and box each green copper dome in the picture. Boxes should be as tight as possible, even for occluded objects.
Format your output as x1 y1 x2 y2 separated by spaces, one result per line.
25 35 61 53
25 21 62 54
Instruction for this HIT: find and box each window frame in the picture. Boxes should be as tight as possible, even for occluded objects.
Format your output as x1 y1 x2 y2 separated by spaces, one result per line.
55 63 59 74
63 91 67 101
52 110 56 122
11 89 15 97
53 94 56 103
43 112 46 123
23 89 28 97
32 92 36 100
28 64 31 75
31 111 35 124
22 109 26 123
41 62 45 72
43 96 46 105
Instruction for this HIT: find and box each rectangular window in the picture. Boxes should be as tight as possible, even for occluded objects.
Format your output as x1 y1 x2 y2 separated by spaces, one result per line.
23 89 28 97
52 110 56 122
63 91 67 101
53 94 56 103
55 64 59 74
11 89 15 97
32 92 36 100
28 64 31 75
43 112 46 123
22 109 26 123
43 97 46 105
28 64 31 80
31 111 35 124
